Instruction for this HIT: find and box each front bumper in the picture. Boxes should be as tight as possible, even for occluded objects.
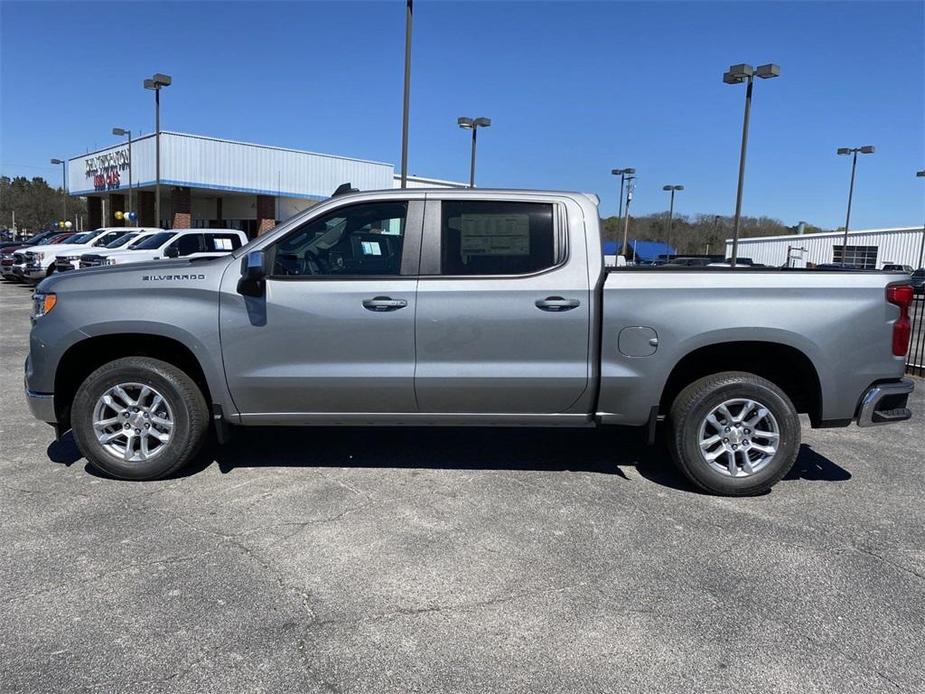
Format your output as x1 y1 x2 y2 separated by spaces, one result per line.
23 264 46 281
25 384 56 423
856 379 914 427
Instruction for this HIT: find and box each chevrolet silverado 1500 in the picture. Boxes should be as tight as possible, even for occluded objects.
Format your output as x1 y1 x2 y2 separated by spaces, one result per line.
25 189 915 495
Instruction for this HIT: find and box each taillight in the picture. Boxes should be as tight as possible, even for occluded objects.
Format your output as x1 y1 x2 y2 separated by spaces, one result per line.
886 284 913 356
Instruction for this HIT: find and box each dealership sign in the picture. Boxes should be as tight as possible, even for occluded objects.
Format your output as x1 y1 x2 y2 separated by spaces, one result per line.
85 148 130 191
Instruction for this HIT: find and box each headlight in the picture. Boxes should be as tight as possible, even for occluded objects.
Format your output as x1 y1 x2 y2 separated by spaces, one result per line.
32 292 57 318
32 252 44 262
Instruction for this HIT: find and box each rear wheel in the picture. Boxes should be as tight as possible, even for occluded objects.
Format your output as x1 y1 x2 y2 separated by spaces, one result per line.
668 371 800 496
72 357 209 480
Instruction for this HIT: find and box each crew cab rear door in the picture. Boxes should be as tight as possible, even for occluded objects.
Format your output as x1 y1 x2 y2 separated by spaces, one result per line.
414 194 591 416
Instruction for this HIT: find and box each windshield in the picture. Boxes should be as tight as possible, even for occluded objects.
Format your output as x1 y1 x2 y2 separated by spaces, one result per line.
105 233 138 249
131 232 175 250
65 232 95 244
26 231 56 245
127 234 157 249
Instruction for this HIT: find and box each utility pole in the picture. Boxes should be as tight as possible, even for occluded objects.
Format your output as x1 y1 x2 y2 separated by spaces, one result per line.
399 0 413 188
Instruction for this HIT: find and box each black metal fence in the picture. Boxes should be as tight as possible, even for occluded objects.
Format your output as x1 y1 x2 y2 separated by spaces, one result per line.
908 295 925 377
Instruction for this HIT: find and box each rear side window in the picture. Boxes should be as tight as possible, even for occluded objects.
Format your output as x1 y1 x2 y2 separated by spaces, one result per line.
440 201 556 275
206 233 243 251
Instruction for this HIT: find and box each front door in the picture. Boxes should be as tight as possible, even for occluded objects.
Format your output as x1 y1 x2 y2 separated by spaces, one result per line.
414 197 591 415
219 198 423 418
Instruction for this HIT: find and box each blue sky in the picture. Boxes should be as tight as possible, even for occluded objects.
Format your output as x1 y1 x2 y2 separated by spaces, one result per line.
1 1 923 229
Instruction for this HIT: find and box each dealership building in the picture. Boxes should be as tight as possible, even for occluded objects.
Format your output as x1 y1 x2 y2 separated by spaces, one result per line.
725 226 924 269
67 131 463 237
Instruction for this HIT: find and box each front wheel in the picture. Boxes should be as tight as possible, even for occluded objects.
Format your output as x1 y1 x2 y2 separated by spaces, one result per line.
668 371 801 496
72 357 209 480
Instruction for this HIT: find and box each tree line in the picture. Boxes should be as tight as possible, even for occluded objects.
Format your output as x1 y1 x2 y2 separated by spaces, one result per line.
0 176 87 233
601 212 828 256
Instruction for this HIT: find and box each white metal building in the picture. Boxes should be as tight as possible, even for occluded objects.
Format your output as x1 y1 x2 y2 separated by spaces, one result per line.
725 227 925 269
68 131 462 236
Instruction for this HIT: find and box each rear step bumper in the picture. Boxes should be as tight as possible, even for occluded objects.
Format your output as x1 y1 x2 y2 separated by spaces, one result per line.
856 379 914 427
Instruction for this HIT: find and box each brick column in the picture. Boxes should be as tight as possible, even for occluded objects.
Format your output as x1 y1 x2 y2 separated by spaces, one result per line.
171 186 192 229
108 193 126 226
256 195 276 236
138 191 156 227
87 197 102 230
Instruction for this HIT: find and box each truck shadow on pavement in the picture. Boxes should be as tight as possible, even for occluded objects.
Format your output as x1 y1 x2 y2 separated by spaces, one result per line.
47 427 851 494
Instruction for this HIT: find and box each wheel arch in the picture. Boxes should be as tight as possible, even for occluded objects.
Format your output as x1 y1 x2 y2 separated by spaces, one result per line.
659 340 823 425
54 333 215 431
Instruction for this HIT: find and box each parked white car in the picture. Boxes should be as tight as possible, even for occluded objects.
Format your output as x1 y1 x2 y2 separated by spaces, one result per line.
20 228 161 282
76 229 168 268
55 229 164 272
80 229 248 268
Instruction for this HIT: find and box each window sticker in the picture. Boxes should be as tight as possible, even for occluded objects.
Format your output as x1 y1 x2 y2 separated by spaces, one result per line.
361 241 382 256
460 214 531 256
213 238 233 251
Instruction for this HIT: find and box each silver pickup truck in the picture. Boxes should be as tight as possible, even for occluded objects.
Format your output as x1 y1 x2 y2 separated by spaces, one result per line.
24 189 915 495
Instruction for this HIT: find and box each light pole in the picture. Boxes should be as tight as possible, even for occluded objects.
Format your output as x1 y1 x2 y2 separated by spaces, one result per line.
399 0 413 188
723 62 780 268
458 117 491 188
836 145 875 265
50 158 67 223
662 184 684 259
620 175 636 259
112 128 133 221
611 167 635 232
144 73 171 226
916 170 925 269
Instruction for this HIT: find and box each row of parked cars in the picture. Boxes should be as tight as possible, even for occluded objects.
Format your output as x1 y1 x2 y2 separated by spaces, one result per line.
0 227 248 283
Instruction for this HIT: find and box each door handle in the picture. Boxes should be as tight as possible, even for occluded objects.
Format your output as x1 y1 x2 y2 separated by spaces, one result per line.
535 296 580 312
362 296 408 312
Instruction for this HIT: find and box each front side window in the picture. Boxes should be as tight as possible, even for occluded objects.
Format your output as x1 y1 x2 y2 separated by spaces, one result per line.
440 201 556 275
170 234 204 257
105 233 138 248
270 201 407 277
133 232 176 250
93 231 126 247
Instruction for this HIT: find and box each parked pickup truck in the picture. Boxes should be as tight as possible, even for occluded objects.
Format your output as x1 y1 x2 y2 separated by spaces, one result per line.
24 189 915 495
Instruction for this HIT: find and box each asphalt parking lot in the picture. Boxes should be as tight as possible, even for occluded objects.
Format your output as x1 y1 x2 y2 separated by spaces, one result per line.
1 279 923 694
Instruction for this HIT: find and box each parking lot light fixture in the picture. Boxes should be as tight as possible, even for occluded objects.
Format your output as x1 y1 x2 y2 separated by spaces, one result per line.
724 62 780 268
458 116 491 188
662 185 684 260
837 145 876 264
112 128 133 221
611 168 636 233
50 158 67 222
620 175 636 259
144 73 172 225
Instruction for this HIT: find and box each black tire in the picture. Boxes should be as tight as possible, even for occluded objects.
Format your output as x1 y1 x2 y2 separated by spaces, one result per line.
667 371 801 496
71 357 209 480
